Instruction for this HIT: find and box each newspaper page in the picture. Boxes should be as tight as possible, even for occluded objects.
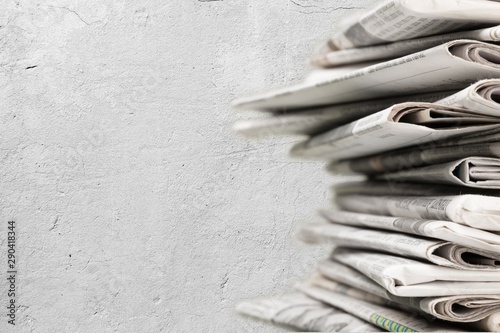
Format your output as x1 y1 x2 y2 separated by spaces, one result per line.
333 180 491 197
362 126 500 153
233 91 454 137
322 0 500 51
329 141 500 175
334 194 500 230
297 222 500 270
313 25 500 67
328 79 500 173
433 127 500 147
302 63 376 84
297 283 464 332
307 272 392 307
307 273 419 316
319 210 500 251
438 79 500 116
290 103 500 161
232 40 500 110
330 249 500 297
317 259 500 324
380 157 500 189
321 210 500 256
236 292 377 332
317 259 400 301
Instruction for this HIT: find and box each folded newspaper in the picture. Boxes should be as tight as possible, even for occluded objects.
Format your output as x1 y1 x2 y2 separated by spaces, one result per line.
236 292 378 332
298 283 465 332
331 248 500 297
331 127 500 175
290 103 500 161
233 91 453 137
333 193 500 231
307 272 395 308
333 180 491 197
329 141 500 175
313 25 500 67
316 260 500 325
232 40 500 110
439 79 500 116
380 156 500 189
321 0 500 51
235 77 500 138
319 210 500 253
327 79 500 173
327 139 500 175
297 222 500 270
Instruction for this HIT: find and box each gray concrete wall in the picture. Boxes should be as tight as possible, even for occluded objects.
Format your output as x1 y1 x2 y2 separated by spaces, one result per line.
1 0 369 331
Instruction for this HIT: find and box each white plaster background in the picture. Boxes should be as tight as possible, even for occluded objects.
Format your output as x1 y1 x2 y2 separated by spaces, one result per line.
0 0 371 331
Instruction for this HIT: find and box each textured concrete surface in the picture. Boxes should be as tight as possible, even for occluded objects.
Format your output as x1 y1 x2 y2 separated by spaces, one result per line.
0 0 369 331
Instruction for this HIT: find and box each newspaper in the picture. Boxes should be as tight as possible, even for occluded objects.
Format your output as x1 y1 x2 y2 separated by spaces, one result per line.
438 79 500 117
330 248 500 297
333 180 491 197
319 210 500 250
327 79 500 173
380 156 500 189
232 40 500 110
302 63 376 84
313 25 500 67
297 222 500 270
475 312 500 332
236 292 378 332
334 194 500 231
329 141 500 175
321 0 500 51
317 259 500 324
314 261 411 309
432 127 500 147
233 91 454 137
290 103 500 161
307 272 394 307
297 283 464 332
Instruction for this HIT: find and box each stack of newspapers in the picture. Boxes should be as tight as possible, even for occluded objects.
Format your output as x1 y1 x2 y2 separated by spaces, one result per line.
232 0 500 332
